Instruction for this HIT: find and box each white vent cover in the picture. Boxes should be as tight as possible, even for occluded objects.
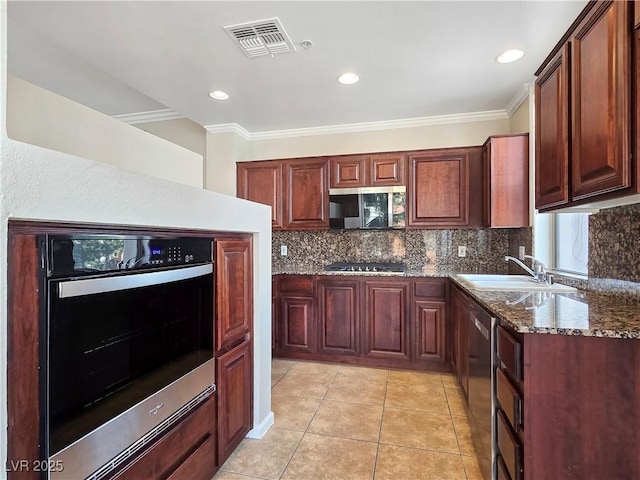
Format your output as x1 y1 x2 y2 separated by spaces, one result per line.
224 17 296 58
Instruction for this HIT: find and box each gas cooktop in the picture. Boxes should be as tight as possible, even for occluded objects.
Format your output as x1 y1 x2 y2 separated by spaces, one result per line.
324 262 406 274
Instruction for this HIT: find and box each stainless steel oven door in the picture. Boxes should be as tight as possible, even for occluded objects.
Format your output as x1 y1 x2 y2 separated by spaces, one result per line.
46 263 214 479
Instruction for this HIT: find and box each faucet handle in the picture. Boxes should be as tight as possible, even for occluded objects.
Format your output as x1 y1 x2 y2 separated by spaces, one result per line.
523 255 547 270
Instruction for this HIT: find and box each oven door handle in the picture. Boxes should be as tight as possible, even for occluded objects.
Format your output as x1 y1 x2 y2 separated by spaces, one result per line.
57 264 213 298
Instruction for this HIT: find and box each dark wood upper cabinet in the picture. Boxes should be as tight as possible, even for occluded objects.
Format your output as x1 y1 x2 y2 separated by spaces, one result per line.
330 155 368 188
317 278 360 356
407 147 482 228
236 161 283 230
484 134 529 227
215 237 252 350
636 0 640 28
535 0 636 211
370 153 406 186
283 158 329 230
570 0 632 201
535 45 571 210
329 152 405 188
363 279 410 362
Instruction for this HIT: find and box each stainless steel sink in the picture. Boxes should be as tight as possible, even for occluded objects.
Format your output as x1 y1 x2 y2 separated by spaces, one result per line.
455 274 577 292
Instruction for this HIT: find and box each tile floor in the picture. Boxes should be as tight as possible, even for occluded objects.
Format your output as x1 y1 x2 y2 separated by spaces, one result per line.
214 359 487 480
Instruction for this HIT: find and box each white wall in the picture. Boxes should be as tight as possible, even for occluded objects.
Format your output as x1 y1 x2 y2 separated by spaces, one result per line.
7 75 204 189
509 98 530 134
134 118 206 157
0 5 273 473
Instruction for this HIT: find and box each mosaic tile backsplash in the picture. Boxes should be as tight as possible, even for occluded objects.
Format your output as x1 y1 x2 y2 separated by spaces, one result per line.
272 228 532 275
587 203 640 296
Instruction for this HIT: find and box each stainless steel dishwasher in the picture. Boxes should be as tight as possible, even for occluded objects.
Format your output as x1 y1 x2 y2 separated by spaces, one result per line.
467 301 496 480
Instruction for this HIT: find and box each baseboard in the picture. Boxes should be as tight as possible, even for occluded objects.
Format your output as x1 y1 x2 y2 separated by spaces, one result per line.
247 411 274 439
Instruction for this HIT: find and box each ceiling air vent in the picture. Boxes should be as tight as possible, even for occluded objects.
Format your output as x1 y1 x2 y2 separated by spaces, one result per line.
224 17 296 58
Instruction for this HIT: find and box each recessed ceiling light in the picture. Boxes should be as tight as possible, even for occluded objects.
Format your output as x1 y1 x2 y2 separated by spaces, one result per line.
209 90 229 100
496 49 524 64
338 72 360 85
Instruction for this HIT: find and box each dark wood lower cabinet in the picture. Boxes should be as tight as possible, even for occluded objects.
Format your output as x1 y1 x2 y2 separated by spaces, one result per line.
317 278 360 356
112 398 217 480
216 340 252 465
274 275 449 371
363 280 410 361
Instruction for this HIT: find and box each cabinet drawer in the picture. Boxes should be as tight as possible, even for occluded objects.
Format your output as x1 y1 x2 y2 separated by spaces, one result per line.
413 279 447 299
497 409 522 480
496 368 522 431
113 398 215 480
497 326 522 382
279 275 314 295
167 435 217 480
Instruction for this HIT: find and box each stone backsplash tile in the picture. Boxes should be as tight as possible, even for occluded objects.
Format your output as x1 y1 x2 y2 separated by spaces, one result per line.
588 203 640 291
273 228 531 274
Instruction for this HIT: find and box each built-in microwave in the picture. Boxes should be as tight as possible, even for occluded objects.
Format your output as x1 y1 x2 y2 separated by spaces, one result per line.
329 185 406 229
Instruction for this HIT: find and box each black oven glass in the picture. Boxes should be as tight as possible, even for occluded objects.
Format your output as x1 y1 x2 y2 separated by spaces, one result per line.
47 272 213 455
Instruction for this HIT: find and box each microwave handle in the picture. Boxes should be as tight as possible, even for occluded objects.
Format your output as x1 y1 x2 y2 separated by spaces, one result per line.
57 263 213 298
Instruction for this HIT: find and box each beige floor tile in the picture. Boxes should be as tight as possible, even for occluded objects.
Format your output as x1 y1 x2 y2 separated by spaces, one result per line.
272 359 295 387
462 454 490 480
440 373 459 387
325 374 387 405
288 361 341 376
281 433 377 480
445 386 470 417
385 382 449 414
336 365 389 383
388 369 444 386
380 407 460 454
212 471 262 480
307 400 383 442
452 415 479 456
271 372 334 398
220 428 303 480
375 444 467 480
272 394 321 431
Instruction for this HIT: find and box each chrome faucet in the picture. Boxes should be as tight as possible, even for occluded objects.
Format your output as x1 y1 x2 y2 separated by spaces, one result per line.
505 255 551 285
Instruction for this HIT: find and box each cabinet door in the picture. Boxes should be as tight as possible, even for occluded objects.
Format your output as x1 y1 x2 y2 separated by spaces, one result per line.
279 296 316 354
329 155 367 188
571 1 632 201
283 158 329 229
215 238 252 350
408 148 480 227
484 135 529 227
363 280 410 361
535 45 570 210
217 341 252 464
236 161 283 230
413 301 446 364
317 278 360 356
451 287 469 398
370 153 406 186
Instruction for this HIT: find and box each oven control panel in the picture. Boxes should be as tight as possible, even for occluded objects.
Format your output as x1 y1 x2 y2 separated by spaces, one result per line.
47 235 213 278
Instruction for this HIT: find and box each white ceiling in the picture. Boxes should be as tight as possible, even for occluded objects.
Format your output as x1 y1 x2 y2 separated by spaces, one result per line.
7 1 588 134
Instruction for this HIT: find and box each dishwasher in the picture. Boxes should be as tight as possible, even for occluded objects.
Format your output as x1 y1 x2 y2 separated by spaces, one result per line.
467 301 496 480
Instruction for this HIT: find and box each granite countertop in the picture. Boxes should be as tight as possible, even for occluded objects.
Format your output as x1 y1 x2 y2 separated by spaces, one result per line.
273 268 640 339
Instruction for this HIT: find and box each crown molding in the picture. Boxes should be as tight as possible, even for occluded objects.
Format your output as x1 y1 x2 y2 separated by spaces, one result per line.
505 83 530 117
203 123 251 140
112 109 185 125
205 110 509 141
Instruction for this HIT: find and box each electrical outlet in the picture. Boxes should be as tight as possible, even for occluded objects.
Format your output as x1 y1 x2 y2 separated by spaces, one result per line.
519 246 526 260
457 245 467 257
280 245 288 256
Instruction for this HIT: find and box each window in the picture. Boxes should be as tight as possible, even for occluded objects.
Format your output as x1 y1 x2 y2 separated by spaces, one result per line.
552 212 589 275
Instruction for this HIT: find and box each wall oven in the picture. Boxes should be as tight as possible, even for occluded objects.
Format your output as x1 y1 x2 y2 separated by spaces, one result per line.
41 234 215 480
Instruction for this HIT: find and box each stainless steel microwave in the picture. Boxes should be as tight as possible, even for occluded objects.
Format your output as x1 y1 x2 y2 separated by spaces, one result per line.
329 185 406 229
